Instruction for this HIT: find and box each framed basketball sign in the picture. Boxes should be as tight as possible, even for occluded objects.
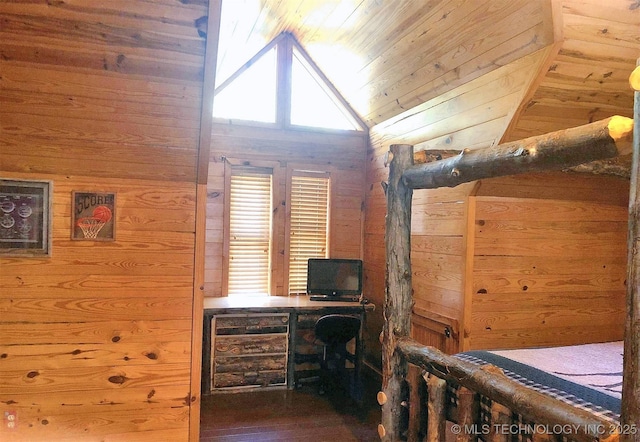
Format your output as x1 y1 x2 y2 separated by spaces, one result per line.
72 191 116 241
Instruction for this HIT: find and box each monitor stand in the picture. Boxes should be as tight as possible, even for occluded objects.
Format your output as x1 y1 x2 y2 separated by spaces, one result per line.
310 294 361 302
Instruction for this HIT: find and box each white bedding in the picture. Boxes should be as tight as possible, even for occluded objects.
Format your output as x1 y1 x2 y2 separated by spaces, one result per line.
491 341 623 399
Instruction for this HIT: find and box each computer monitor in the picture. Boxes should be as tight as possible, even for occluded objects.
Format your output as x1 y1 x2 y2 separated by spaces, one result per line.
306 258 363 297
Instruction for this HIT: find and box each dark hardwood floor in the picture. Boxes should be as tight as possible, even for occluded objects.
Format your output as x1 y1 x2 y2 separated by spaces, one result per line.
200 374 381 441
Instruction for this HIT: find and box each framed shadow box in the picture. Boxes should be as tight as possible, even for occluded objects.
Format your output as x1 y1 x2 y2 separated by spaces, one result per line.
0 179 52 257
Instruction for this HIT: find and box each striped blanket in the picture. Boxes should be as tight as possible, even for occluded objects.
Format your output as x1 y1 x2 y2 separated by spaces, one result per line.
455 341 622 423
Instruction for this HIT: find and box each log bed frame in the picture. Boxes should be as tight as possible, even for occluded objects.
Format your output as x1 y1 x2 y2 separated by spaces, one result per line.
378 63 640 442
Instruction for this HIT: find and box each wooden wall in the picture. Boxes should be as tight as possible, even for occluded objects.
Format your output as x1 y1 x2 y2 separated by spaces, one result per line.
362 150 388 366
407 172 629 353
410 183 477 353
0 1 209 440
204 123 367 298
467 173 629 350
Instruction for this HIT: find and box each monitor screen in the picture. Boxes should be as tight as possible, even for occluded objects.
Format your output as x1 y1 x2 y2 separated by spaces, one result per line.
306 258 363 296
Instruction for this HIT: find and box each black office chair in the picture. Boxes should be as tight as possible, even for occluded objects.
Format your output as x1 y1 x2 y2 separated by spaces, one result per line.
314 314 361 396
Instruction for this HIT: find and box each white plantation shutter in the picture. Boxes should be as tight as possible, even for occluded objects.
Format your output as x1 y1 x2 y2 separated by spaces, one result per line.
228 169 272 296
288 173 329 294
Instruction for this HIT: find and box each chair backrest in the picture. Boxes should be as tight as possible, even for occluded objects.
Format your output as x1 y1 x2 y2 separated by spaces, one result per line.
314 314 361 345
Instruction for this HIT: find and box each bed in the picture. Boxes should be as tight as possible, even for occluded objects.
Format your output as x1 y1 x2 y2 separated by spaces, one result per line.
456 341 622 424
397 338 625 442
377 65 639 442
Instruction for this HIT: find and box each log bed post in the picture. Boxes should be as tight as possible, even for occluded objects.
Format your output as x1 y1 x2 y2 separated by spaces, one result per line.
381 144 414 441
622 61 640 442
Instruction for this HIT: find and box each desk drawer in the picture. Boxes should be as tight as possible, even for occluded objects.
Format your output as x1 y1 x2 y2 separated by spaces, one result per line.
215 314 289 335
213 369 286 389
214 354 287 373
214 334 287 356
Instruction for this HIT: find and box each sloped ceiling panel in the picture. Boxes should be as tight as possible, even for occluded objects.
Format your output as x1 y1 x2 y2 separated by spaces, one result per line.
505 0 639 142
306 0 558 126
370 48 552 153
501 0 639 177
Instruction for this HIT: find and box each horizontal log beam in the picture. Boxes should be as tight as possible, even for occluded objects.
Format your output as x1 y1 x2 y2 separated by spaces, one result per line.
415 150 632 179
402 116 633 189
397 337 619 442
413 149 460 164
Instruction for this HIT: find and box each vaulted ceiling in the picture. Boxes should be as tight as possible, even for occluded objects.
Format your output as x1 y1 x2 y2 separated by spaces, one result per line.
217 0 639 173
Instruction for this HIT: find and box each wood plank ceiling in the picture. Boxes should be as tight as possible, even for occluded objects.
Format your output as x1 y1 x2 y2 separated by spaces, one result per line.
217 0 639 173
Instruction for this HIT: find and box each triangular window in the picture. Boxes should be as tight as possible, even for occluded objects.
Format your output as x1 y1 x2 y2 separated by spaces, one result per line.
213 46 277 124
290 47 360 131
213 32 365 132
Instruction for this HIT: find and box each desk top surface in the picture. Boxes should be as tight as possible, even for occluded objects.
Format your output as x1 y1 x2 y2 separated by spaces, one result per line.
203 295 374 313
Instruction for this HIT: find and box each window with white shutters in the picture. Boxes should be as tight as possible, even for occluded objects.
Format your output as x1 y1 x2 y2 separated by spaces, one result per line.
288 172 329 295
228 168 272 296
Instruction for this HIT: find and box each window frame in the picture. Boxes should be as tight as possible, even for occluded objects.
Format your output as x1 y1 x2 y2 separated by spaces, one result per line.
222 158 283 297
212 32 366 132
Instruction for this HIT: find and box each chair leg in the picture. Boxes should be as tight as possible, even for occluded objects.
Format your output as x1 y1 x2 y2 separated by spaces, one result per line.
317 345 352 395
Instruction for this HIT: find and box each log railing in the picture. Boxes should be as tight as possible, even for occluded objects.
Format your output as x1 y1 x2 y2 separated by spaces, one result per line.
397 337 620 442
379 63 639 442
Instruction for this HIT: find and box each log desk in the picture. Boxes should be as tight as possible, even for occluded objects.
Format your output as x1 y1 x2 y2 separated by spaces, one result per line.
202 296 374 396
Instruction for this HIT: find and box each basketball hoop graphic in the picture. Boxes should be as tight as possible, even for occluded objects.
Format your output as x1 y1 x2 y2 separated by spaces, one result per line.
76 206 112 239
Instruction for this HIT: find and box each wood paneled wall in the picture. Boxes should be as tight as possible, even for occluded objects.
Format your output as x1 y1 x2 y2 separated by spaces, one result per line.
467 173 629 350
205 123 367 298
0 1 209 440
362 149 388 366
367 161 629 356
411 183 477 322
